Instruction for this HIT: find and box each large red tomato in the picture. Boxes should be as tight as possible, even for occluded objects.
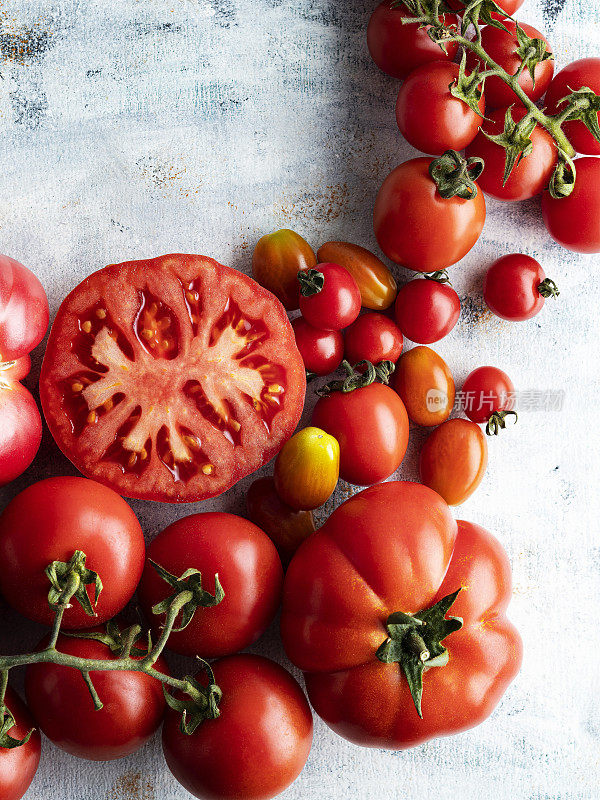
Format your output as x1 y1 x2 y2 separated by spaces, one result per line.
545 59 600 155
138 512 283 658
162 654 313 800
0 477 145 629
542 157 600 253
281 482 522 748
0 688 41 800
0 357 42 486
40 255 305 502
0 255 48 362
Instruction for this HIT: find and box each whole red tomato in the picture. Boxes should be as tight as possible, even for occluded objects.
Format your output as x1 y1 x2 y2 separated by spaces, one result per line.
137 512 283 658
0 358 42 486
462 366 515 425
466 107 557 201
542 158 600 253
545 59 600 156
344 313 403 366
466 22 553 109
40 254 305 503
281 481 522 748
25 627 168 761
396 62 485 155
299 263 361 331
374 157 486 271
0 688 41 800
291 316 343 376
484 254 559 321
0 255 48 362
394 278 460 344
0 477 145 629
367 3 458 80
162 654 313 800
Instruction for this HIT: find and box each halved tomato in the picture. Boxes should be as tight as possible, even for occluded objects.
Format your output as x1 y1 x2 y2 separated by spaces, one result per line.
40 254 306 502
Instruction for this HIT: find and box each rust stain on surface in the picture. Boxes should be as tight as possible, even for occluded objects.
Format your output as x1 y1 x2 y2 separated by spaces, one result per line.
108 772 155 800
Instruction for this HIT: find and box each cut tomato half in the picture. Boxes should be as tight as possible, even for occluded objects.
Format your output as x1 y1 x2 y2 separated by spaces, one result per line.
40 254 306 502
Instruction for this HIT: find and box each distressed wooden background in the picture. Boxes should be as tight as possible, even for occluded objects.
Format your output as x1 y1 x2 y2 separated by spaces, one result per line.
1 0 599 798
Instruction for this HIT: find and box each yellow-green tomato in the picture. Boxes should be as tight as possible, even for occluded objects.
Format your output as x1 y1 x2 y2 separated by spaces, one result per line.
274 427 340 511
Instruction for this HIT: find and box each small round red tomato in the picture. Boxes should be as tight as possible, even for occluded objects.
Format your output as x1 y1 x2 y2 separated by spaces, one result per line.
0 476 145 629
246 477 316 567
299 263 361 331
25 628 168 761
420 418 488 505
0 255 49 362
344 313 403 366
394 278 460 344
466 22 554 109
0 688 41 800
393 346 455 427
0 368 42 486
312 380 409 486
162 654 313 800
542 157 600 254
462 366 515 424
138 512 283 658
374 157 486 272
291 316 343 376
396 62 485 155
545 59 600 156
466 107 557 201
484 254 559 321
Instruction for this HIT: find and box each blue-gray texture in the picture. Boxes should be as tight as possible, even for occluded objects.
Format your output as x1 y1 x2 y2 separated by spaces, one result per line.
0 0 599 798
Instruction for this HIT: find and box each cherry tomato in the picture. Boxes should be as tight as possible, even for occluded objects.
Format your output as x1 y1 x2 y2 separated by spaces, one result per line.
542 157 600 254
317 241 397 310
545 59 600 156
396 62 485 155
462 366 515 425
367 3 459 80
40 254 306 502
447 0 524 15
0 688 41 800
138 513 283 658
25 627 168 761
312 381 409 486
420 418 488 505
162 654 313 800
246 477 316 567
291 317 343 376
0 363 42 486
393 346 455 427
484 254 559 321
394 278 460 344
374 157 486 272
0 255 48 362
275 426 339 511
0 477 145 629
344 313 403 366
466 107 557 201
252 229 316 310
299 263 361 331
466 22 553 109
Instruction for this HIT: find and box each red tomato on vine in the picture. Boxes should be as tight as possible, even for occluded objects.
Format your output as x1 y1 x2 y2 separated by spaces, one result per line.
542 158 600 254
545 59 600 156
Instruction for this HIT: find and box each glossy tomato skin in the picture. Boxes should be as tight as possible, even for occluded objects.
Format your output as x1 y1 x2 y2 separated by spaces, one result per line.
462 366 515 424
467 22 553 109
466 107 556 201
291 317 343 376
396 62 485 155
484 254 549 321
394 278 460 344
138 513 283 658
545 59 600 156
281 482 521 748
0 477 145 629
316 242 397 310
420 418 488 505
374 158 486 271
312 383 409 485
162 654 313 800
542 158 600 254
40 254 306 503
0 255 49 362
246 477 316 567
367 3 459 80
252 229 316 310
344 313 403 366
0 379 42 486
0 689 41 800
393 346 455 427
25 631 168 761
299 263 361 331
274 427 339 511
447 0 524 15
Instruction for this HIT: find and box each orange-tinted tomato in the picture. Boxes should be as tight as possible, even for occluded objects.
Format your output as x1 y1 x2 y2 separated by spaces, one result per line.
393 346 455 427
317 242 397 310
253 229 317 310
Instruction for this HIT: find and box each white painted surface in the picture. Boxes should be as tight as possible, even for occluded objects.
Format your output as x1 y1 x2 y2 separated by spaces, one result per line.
0 1 599 798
